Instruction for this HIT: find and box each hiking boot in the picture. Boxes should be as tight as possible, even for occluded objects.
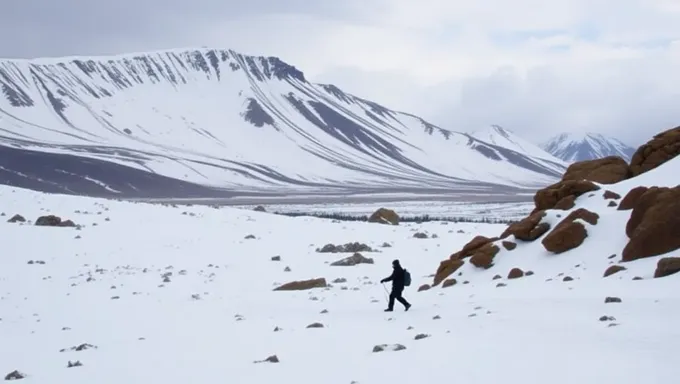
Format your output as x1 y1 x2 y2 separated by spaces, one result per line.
405 304 411 311
384 308 393 312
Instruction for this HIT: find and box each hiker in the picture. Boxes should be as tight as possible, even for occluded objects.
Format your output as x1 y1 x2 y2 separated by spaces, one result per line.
380 259 411 312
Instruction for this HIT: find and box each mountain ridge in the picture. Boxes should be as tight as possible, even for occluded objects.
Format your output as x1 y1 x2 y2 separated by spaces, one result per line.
0 47 566 198
541 132 636 163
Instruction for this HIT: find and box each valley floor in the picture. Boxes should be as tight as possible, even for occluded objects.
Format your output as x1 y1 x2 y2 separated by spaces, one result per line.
1 187 678 384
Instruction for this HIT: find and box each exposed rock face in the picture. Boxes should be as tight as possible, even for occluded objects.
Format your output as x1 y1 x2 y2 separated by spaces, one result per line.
507 268 524 279
368 208 399 225
501 211 550 241
629 126 680 176
561 156 631 184
654 257 680 278
533 180 600 213
618 186 649 211
330 252 374 266
274 278 328 291
622 186 680 261
469 243 500 269
604 265 626 277
433 259 464 286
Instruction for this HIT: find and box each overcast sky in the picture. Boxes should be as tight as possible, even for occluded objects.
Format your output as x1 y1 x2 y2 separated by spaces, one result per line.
2 0 680 146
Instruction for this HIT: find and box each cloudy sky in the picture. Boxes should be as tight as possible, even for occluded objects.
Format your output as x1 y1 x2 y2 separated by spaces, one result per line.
3 0 680 146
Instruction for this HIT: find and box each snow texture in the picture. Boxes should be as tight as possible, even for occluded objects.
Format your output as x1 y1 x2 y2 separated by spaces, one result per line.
0 48 566 198
1 156 679 384
542 132 637 163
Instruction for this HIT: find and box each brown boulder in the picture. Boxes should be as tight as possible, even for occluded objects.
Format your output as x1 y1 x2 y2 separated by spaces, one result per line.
629 126 680 177
502 241 517 251
542 221 588 254
603 265 627 277
274 278 328 291
452 235 497 259
418 284 431 292
533 180 601 213
554 195 576 210
469 243 500 269
618 186 648 211
507 268 524 279
433 259 464 286
562 156 631 184
501 211 550 241
441 278 457 288
368 208 399 225
654 257 680 278
603 190 621 200
622 186 680 261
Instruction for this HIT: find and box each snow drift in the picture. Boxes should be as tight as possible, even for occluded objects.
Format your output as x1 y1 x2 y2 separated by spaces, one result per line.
0 48 566 198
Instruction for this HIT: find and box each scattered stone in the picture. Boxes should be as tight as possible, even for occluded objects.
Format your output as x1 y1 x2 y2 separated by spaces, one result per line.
414 333 430 340
502 241 517 251
605 297 622 303
330 252 374 266
441 278 457 288
417 284 431 292
306 322 324 329
273 326 282 332
320 309 329 314
654 257 680 278
316 242 375 253
433 315 441 320
563 276 574 282
274 278 328 291
7 214 25 223
496 283 507 288
492 274 502 280
67 361 83 368
284 266 291 272
254 355 279 363
332 278 347 284
381 242 392 248
632 276 643 281
4 370 25 380
372 344 406 353
603 265 627 277
599 315 616 322
244 234 256 239
253 205 267 212
413 232 428 239
35 215 78 227
507 268 524 279
608 254 617 259
525 271 534 276
271 256 281 261
603 190 621 200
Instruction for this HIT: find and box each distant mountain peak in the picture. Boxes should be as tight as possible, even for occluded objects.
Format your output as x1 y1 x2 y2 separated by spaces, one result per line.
541 132 636 162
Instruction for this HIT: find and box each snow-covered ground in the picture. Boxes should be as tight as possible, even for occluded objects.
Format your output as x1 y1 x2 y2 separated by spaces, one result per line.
1 159 679 383
236 200 534 222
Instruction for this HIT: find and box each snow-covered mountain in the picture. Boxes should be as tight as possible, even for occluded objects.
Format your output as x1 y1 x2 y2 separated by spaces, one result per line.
468 125 566 163
0 48 568 198
541 132 636 163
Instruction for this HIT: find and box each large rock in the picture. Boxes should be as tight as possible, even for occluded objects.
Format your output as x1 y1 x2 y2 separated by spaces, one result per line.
562 156 631 184
35 215 77 227
629 126 680 176
654 257 680 278
330 252 374 266
533 180 601 213
622 186 680 262
541 208 598 254
274 278 328 291
469 243 500 269
501 211 550 241
368 208 399 225
433 259 464 286
618 186 648 211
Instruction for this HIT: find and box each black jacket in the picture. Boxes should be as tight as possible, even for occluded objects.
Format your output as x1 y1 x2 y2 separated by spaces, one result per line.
381 266 405 291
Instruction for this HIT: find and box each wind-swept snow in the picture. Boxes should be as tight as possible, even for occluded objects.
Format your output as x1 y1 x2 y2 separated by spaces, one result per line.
1 160 678 383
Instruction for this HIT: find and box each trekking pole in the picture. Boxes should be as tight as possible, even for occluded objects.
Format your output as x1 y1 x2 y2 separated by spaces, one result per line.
381 283 389 302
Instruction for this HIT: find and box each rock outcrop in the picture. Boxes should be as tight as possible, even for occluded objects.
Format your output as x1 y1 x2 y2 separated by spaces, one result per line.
654 257 680 278
622 186 680 262
330 252 374 266
274 278 328 291
561 156 631 184
542 209 599 254
368 208 399 225
500 211 550 241
629 126 680 176
533 180 600 213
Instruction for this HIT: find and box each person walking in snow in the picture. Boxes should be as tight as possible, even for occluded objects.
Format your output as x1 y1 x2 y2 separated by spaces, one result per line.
380 259 411 312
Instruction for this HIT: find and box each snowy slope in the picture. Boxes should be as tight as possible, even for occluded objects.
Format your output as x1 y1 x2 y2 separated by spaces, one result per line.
469 125 567 163
541 132 637 162
1 157 679 383
0 48 567 198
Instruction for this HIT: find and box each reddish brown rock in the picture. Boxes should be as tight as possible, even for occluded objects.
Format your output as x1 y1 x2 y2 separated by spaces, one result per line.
418 284 431 292
502 241 517 251
433 259 464 286
542 221 588 254
469 243 500 269
608 201 617 207
507 268 524 279
274 278 328 291
441 278 457 288
603 190 621 200
368 208 399 225
562 156 631 184
629 126 680 177
533 180 600 213
554 195 576 210
603 265 627 277
452 235 498 259
654 257 680 278
618 186 648 211
501 211 550 241
622 186 680 261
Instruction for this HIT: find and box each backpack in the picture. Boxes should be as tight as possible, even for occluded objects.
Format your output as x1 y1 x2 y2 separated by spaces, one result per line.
403 269 411 287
